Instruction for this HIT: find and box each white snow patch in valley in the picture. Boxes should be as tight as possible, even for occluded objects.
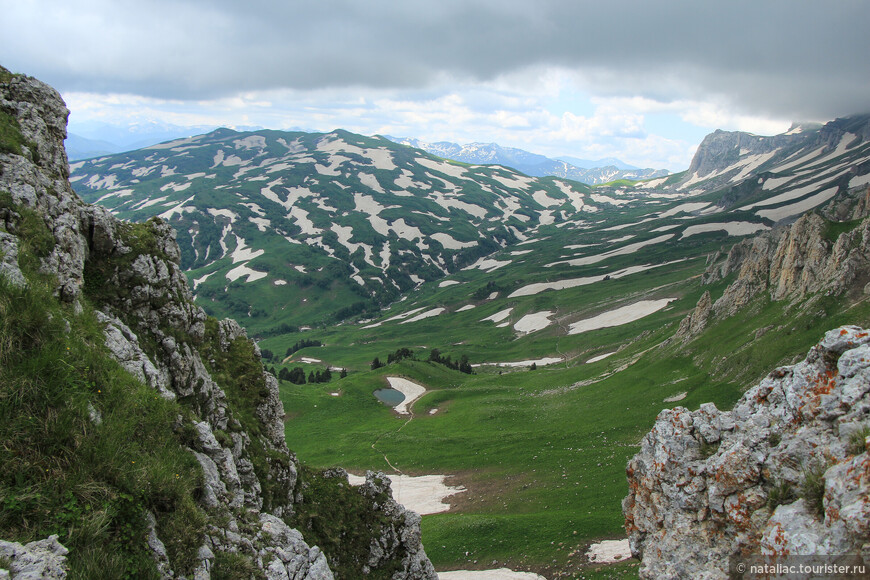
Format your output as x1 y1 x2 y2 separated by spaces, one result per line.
473 357 562 369
546 234 674 268
131 195 169 210
225 263 268 283
491 172 534 190
456 304 476 312
230 235 264 263
463 257 512 272
590 193 631 206
756 186 839 221
568 298 676 335
358 171 385 193
650 224 680 233
743 181 827 210
849 173 870 189
438 570 546 580
729 151 777 183
157 195 196 220
532 189 562 207
249 217 271 232
481 308 513 324
514 311 555 334
417 157 469 179
664 392 688 403
346 472 464 516
554 181 585 212
586 539 631 564
288 206 321 235
207 208 239 222
192 272 213 290
431 232 476 249
680 222 769 238
401 308 446 324
386 377 427 415
273 280 287 286
510 250 533 256
510 261 679 298
586 352 616 364
439 280 460 288
657 202 710 219
233 135 267 150
762 174 798 191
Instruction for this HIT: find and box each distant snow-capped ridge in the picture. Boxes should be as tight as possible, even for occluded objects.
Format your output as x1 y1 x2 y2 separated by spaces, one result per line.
384 136 669 185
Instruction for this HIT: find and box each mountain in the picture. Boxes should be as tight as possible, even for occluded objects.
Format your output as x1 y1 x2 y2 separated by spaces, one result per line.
64 132 122 160
557 155 639 170
69 128 605 330
384 136 669 184
1 65 434 579
65 121 266 160
6 63 870 577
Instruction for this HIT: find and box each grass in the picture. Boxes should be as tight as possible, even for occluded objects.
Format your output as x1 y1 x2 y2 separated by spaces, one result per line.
0 270 206 579
800 460 829 519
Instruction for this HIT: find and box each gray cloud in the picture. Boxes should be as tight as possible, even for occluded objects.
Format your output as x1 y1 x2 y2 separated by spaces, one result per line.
3 0 869 120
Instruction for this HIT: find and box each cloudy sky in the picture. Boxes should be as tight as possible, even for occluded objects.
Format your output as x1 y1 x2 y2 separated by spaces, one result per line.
3 0 869 170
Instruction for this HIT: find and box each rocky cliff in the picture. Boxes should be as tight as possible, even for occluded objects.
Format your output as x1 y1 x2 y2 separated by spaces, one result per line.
671 187 870 343
0 67 435 579
623 326 870 579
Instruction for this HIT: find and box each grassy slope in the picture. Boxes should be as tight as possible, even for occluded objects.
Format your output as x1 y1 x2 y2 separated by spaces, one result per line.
273 260 870 576
0 202 206 578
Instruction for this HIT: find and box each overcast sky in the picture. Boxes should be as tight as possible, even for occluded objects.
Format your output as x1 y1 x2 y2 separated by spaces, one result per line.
3 0 869 170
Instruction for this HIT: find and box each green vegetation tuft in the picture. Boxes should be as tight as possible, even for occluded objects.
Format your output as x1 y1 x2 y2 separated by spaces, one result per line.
766 479 796 511
848 425 870 455
799 460 829 519
0 271 206 578
291 466 402 580
0 109 26 157
211 551 265 580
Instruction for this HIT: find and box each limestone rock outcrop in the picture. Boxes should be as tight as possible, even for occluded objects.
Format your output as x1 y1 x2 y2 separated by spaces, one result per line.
623 326 870 579
699 189 870 320
0 67 435 579
0 535 69 580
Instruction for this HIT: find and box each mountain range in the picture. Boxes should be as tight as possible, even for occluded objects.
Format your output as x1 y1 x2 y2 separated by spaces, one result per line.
69 115 870 336
7 60 870 577
384 136 669 184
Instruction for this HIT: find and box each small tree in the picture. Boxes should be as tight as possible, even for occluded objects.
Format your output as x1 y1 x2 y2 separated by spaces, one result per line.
529 362 537 371
371 357 383 370
340 368 348 379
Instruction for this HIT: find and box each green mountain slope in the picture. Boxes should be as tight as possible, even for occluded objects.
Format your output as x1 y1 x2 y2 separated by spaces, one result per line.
65 102 870 576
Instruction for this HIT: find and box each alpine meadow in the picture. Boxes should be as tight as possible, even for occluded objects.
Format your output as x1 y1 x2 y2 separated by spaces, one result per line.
2 3 870 577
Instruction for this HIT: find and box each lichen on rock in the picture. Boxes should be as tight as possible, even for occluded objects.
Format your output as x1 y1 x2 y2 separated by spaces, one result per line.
624 326 870 579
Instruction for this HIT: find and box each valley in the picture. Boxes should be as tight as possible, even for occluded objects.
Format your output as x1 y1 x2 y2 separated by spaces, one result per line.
69 116 870 577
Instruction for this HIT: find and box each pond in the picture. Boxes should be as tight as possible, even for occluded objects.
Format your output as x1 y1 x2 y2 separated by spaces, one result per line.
373 388 405 407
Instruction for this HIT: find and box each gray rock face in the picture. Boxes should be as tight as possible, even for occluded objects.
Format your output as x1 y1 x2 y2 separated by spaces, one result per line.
624 326 870 579
705 197 870 319
0 535 69 579
675 290 711 341
357 472 439 580
0 232 26 287
1 68 437 580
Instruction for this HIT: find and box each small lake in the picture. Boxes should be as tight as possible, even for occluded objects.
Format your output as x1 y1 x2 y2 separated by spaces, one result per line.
374 388 405 407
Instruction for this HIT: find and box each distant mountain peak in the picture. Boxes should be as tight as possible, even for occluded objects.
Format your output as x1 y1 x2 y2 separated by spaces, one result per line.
384 137 667 184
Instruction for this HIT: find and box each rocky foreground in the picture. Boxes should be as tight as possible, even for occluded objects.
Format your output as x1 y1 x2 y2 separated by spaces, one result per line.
0 67 436 578
624 326 870 579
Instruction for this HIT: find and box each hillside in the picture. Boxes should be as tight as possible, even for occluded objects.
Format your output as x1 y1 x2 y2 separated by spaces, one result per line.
0 67 435 579
7 61 870 578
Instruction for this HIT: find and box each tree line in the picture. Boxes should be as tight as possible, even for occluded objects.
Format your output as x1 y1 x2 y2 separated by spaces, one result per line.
370 347 473 374
268 365 347 384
